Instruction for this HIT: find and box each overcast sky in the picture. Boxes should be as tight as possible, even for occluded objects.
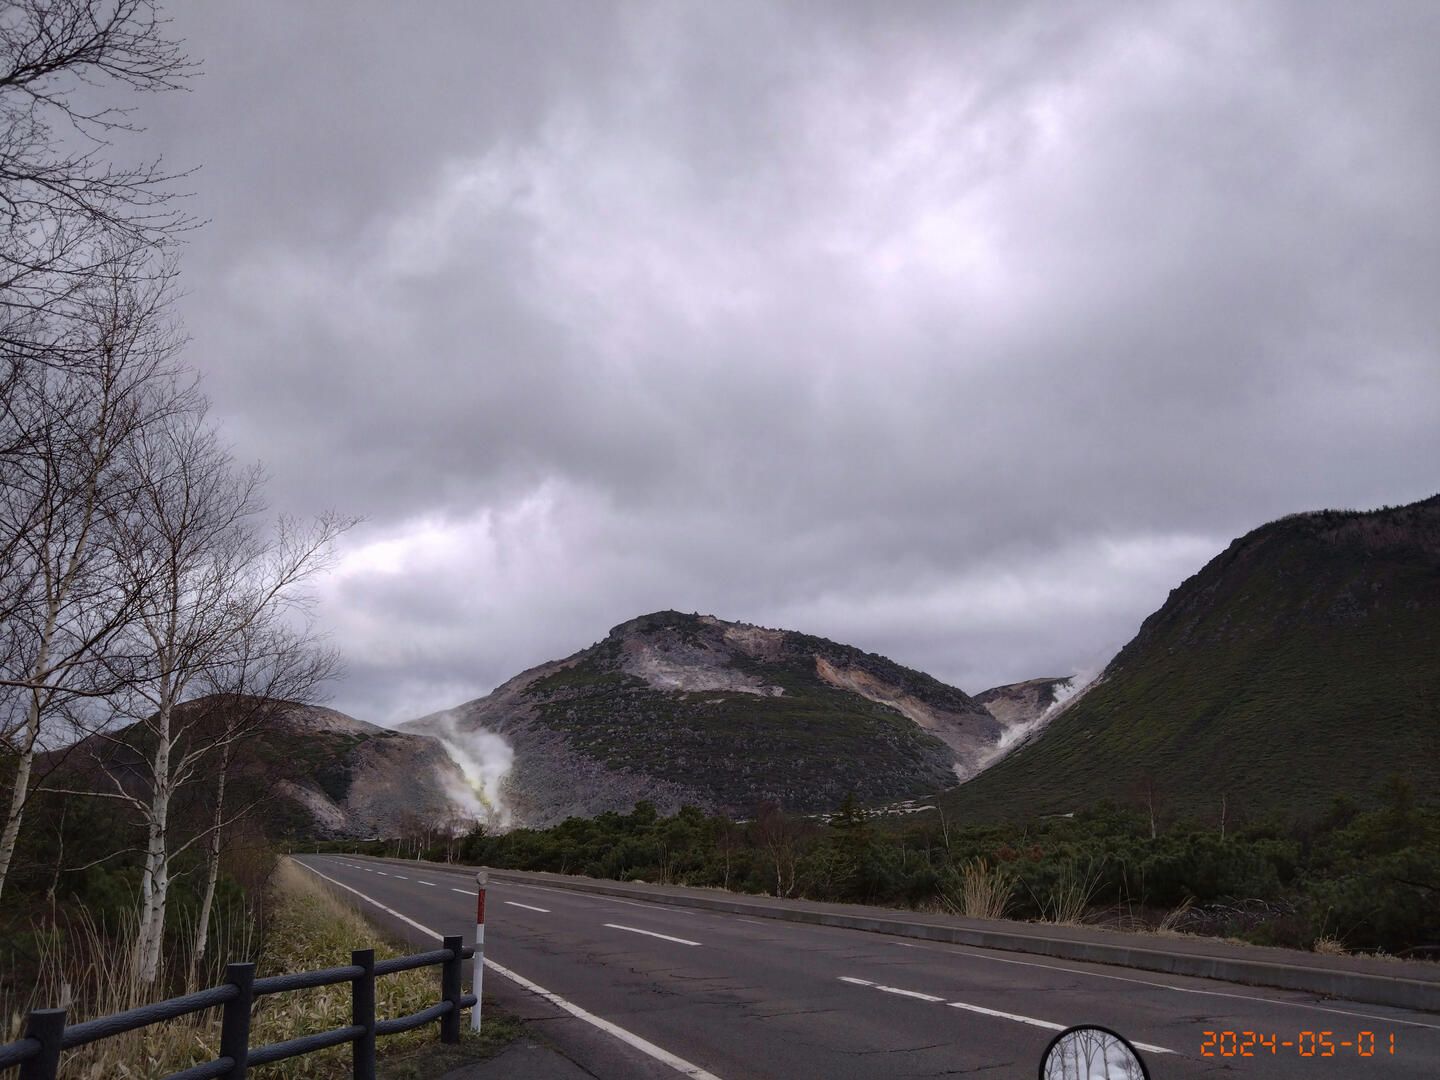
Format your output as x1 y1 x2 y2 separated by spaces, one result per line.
136 1 1438 724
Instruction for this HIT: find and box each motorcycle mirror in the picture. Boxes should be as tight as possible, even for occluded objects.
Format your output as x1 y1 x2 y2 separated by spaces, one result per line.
1040 1025 1150 1079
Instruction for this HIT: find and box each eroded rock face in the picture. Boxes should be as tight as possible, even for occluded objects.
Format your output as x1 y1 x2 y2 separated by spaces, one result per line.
813 656 1001 773
974 677 1075 728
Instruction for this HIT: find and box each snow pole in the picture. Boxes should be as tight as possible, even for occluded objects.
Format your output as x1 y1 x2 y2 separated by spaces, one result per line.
471 867 487 1031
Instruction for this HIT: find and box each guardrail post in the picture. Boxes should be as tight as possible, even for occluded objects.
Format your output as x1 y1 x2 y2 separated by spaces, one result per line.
17 1008 64 1080
220 962 255 1080
472 868 487 1032
352 948 376 1080
440 936 462 1044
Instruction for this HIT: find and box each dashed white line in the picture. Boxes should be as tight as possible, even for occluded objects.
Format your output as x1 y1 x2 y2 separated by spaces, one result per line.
604 923 701 946
880 940 1440 1031
504 900 550 913
417 880 436 887
507 881 700 915
393 874 408 880
452 887 476 896
882 986 946 1003
294 861 723 1079
838 977 1173 1054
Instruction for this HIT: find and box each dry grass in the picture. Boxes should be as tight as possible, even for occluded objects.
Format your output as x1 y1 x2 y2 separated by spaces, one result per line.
244 858 461 1078
1312 935 1349 956
1030 860 1105 925
941 858 1015 920
3 858 494 1079
1155 897 1194 935
2 904 256 1079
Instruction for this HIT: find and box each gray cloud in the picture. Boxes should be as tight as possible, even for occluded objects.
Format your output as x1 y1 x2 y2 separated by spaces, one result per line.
136 2 1439 722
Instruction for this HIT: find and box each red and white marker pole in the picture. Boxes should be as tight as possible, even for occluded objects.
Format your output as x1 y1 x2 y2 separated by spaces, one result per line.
471 868 487 1032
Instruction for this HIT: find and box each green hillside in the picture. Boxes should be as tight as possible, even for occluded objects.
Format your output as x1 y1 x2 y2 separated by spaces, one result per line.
522 611 970 811
942 496 1440 824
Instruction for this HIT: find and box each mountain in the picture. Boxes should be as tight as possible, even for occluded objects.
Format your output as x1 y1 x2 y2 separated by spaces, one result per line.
940 495 1440 823
247 703 470 838
53 698 470 840
402 610 1055 827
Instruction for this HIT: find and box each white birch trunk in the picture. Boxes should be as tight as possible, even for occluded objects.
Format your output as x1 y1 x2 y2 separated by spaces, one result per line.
191 763 227 976
135 682 173 985
0 603 58 901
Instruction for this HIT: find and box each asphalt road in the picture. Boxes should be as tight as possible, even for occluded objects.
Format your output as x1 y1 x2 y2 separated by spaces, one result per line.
295 854 1439 1079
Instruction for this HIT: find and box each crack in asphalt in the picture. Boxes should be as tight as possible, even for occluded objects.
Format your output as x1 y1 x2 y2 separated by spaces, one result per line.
844 1041 950 1056
904 1060 1017 1076
741 1006 841 1020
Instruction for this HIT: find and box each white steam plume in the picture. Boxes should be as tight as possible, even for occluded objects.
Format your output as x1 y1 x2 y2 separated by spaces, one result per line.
976 670 1099 772
428 711 514 830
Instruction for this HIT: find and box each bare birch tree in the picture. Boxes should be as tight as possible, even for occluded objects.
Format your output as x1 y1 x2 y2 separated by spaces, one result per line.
87 402 351 983
1 0 194 349
0 252 185 901
186 622 340 977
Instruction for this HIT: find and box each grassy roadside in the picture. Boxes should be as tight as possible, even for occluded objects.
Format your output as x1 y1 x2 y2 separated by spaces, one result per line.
3 857 518 1079
255 857 520 1078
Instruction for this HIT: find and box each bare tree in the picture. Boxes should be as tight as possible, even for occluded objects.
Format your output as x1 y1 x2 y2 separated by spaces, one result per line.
187 623 340 976
0 252 185 901
82 401 351 983
1 0 195 346
753 801 799 898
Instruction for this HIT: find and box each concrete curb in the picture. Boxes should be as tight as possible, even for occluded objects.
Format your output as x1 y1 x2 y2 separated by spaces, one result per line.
480 869 1439 1014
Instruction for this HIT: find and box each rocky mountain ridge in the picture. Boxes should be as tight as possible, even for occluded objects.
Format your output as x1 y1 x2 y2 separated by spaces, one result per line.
402 610 1066 827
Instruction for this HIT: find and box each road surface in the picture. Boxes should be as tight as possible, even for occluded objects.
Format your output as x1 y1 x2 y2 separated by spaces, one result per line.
295 854 1439 1078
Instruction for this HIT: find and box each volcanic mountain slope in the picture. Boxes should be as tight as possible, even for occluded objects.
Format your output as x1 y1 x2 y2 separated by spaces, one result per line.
941 495 1440 823
250 703 468 838
404 611 1056 827
53 698 468 840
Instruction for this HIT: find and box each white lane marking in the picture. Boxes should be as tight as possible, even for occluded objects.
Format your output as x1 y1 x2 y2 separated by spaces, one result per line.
507 881 700 915
881 940 1440 1031
946 999 1063 1031
322 862 1440 1033
604 923 701 947
393 874 408 880
486 958 723 1079
837 977 1174 1055
295 861 723 1080
881 986 946 1003
376 871 388 876
452 887 477 896
505 900 550 913
299 861 458 943
417 880 436 887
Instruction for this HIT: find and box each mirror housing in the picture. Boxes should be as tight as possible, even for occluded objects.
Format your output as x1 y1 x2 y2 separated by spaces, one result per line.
1040 1025 1149 1079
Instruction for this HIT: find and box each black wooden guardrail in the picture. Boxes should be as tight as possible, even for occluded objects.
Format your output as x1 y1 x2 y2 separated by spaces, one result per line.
0 935 476 1080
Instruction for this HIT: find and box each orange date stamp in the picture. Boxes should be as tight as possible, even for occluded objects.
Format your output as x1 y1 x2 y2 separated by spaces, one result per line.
1201 1030 1397 1058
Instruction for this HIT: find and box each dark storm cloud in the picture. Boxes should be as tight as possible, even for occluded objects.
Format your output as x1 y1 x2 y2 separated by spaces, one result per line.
138 2 1439 722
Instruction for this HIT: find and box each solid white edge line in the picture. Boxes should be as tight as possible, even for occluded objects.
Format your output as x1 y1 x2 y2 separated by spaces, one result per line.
504 900 551 913
484 958 723 1080
295 860 723 1079
297 860 458 943
604 923 701 946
